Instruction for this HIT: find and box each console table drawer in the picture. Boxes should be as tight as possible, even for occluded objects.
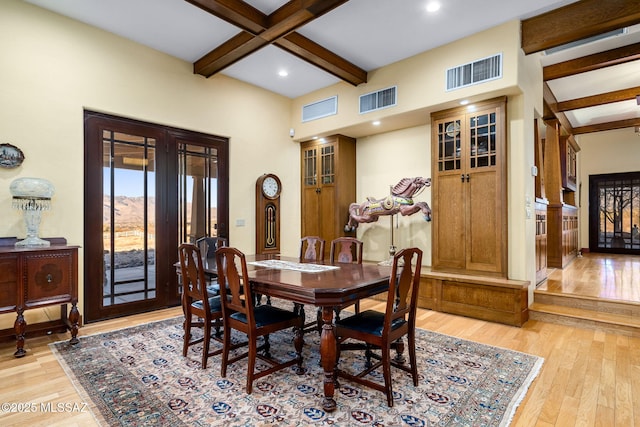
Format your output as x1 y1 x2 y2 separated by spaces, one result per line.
23 250 75 308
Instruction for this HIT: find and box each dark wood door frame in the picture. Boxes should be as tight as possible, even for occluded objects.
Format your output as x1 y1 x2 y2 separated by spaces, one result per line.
589 171 640 254
83 111 228 322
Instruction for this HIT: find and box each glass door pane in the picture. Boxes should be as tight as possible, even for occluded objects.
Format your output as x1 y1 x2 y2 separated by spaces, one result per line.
178 143 218 244
102 131 156 306
590 172 640 253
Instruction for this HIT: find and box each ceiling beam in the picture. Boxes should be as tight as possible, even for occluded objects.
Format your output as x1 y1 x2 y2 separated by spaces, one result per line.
521 0 640 54
185 0 266 33
275 32 367 85
543 82 575 135
188 0 367 86
555 86 640 112
573 117 640 134
543 42 640 80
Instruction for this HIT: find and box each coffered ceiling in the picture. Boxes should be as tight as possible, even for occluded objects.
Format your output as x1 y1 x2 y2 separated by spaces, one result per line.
24 0 640 135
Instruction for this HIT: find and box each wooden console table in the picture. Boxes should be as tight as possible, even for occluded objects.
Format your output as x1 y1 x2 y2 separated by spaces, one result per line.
0 238 79 357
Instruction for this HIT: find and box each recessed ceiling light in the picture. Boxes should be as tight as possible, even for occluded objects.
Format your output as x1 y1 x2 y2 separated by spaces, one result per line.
460 100 469 105
278 70 288 77
372 121 381 126
426 2 440 13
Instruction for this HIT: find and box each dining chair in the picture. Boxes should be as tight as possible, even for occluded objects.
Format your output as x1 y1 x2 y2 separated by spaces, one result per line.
299 236 325 262
178 242 224 369
330 237 364 316
195 236 228 295
297 236 326 333
215 247 305 394
195 236 227 258
334 247 423 407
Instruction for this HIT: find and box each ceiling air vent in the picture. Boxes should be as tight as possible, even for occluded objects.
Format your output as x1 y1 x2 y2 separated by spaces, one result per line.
302 96 338 122
446 53 502 91
359 86 397 114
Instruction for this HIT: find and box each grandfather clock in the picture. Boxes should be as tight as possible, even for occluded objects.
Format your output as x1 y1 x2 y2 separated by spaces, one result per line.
255 173 281 254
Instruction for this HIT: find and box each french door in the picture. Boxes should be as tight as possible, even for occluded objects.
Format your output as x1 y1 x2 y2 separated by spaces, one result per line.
84 111 228 322
589 172 640 254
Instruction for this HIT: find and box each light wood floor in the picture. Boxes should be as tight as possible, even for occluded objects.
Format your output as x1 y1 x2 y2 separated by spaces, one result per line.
1 255 639 426
538 253 640 303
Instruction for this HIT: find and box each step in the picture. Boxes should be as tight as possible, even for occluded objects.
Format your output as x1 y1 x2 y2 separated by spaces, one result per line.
529 302 640 337
534 291 640 317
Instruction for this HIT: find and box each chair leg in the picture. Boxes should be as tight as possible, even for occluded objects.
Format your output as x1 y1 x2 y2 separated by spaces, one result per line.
408 331 418 386
246 338 258 394
365 344 373 369
263 334 271 358
182 316 190 357
381 345 394 407
220 325 231 377
202 320 211 369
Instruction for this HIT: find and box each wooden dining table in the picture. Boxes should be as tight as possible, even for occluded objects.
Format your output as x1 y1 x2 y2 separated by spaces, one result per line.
194 253 392 412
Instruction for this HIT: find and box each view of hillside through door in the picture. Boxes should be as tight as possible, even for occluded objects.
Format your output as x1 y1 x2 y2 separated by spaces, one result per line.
589 172 640 254
84 112 228 322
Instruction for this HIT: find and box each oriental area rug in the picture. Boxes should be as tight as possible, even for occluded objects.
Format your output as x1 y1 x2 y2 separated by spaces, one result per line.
50 312 543 427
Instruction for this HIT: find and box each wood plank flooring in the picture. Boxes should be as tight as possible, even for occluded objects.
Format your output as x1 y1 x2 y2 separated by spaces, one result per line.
1 254 639 426
538 253 640 303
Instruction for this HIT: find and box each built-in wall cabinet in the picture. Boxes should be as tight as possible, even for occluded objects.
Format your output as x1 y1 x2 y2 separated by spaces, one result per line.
300 134 356 259
543 120 580 269
534 118 548 284
430 97 507 277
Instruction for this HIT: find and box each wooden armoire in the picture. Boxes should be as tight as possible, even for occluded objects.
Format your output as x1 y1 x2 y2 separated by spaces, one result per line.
430 96 508 276
300 134 356 258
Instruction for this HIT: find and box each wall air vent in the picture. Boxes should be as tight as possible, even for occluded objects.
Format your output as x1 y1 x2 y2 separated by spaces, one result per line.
446 53 502 91
302 96 338 122
359 86 397 114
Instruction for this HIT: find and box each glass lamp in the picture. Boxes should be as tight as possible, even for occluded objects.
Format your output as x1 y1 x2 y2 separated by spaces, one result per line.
10 177 55 247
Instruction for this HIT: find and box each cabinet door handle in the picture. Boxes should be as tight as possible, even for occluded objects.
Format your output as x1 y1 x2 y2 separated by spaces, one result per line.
46 274 53 283
461 174 465 182
466 174 470 182
315 187 321 194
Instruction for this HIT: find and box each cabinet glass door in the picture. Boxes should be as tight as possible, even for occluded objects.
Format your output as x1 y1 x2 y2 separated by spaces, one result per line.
469 112 497 169
436 119 462 171
303 147 317 186
320 144 335 185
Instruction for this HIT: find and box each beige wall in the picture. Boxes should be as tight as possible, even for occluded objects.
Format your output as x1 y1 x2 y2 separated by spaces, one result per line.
290 20 524 142
0 0 298 327
577 128 640 250
353 126 432 263
0 1 549 331
292 20 541 290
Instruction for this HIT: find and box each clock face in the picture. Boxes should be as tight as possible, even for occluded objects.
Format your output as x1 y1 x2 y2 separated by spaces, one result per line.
262 176 280 198
445 122 460 137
